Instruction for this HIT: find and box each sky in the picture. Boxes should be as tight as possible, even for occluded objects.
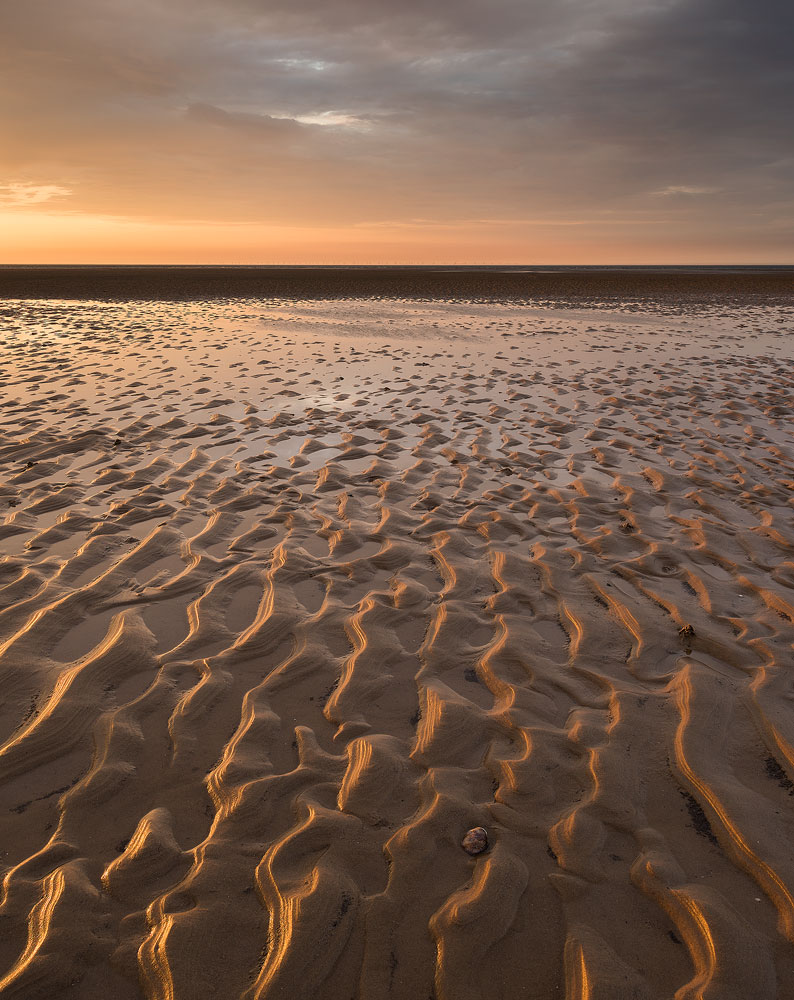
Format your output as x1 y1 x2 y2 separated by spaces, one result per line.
1 0 792 263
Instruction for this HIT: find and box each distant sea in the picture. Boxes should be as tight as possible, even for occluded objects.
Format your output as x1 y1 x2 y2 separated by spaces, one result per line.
0 265 792 303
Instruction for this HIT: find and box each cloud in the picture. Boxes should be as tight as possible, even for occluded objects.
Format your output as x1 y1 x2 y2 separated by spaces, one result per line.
654 186 720 197
291 111 369 129
184 103 304 135
0 183 72 206
0 0 791 258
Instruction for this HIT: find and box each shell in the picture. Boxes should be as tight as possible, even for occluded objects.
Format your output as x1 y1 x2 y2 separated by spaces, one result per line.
462 827 489 855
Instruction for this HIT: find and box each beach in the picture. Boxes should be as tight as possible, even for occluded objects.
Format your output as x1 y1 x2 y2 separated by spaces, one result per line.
0 284 793 998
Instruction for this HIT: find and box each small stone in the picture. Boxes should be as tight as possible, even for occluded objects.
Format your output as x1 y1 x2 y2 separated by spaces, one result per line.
679 624 695 641
462 827 488 855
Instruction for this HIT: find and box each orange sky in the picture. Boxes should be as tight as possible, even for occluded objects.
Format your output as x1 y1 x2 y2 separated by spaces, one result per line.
5 209 597 266
2 0 792 264
3 206 790 265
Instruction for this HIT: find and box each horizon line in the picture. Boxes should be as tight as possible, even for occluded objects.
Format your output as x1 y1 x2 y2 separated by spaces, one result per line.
2 262 793 269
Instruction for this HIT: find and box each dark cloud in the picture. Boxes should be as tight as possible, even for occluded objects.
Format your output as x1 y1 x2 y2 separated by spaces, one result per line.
184 103 305 135
0 0 791 257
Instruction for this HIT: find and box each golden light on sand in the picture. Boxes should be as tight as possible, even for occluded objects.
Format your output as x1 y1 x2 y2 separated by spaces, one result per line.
1 0 793 994
0 286 793 997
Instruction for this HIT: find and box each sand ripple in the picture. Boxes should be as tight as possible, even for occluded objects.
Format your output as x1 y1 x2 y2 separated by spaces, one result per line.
0 298 793 998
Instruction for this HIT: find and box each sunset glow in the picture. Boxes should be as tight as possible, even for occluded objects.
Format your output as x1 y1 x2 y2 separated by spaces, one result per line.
1 2 793 995
3 0 792 263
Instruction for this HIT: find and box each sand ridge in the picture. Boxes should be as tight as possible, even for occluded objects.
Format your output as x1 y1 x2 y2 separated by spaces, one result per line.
0 298 793 998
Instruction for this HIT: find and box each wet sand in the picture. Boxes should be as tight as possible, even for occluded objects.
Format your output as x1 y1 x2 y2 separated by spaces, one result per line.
0 295 793 999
